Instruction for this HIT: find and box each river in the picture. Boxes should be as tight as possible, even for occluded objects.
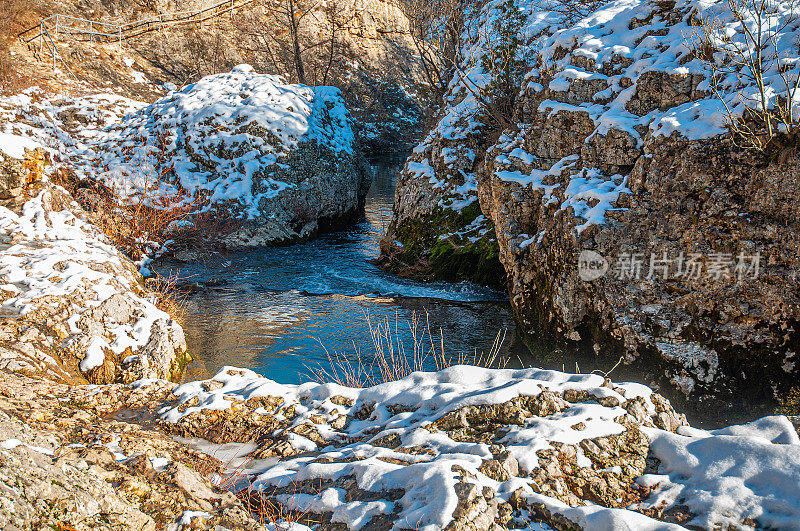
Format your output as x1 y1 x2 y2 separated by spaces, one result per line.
154 154 520 386
153 154 777 427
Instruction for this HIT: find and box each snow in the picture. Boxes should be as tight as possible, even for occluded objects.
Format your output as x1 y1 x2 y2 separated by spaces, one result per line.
401 0 800 238
637 416 800 530
179 510 212 525
80 336 110 372
536 0 800 141
130 70 148 84
0 439 22 450
0 438 54 455
161 365 668 530
494 153 579 203
0 132 43 161
560 169 630 234
84 66 355 217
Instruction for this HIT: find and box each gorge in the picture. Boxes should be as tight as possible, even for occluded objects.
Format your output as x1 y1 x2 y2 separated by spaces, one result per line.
0 0 798 529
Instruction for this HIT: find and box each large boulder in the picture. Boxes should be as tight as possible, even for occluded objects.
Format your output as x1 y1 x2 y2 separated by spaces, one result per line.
381 0 800 405
91 65 372 247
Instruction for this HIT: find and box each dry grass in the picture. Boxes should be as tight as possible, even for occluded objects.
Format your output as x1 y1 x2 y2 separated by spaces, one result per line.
307 310 508 388
236 479 322 528
89 136 200 260
189 440 321 528
144 271 190 320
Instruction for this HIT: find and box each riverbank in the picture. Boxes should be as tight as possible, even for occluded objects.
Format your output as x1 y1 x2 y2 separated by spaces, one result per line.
0 151 797 529
2 353 799 530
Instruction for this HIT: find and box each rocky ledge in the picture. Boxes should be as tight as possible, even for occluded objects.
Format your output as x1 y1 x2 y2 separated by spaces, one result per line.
3 360 798 530
0 146 188 384
0 371 266 530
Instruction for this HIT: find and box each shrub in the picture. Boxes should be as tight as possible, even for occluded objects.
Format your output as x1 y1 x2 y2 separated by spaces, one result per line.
688 0 800 152
308 310 508 388
479 0 529 124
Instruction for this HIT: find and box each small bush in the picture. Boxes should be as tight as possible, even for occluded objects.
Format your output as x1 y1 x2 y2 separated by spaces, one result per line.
688 0 800 152
144 271 188 320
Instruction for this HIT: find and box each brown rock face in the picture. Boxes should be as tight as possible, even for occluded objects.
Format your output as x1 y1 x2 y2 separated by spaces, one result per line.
478 82 800 404
383 0 800 405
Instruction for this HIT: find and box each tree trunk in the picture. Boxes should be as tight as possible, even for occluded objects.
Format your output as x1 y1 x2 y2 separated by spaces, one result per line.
288 0 307 84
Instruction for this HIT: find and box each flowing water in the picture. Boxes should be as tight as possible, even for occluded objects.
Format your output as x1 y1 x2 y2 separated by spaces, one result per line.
155 154 519 385
153 154 776 428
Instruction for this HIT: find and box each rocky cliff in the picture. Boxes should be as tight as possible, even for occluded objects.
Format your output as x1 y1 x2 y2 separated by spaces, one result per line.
380 0 800 402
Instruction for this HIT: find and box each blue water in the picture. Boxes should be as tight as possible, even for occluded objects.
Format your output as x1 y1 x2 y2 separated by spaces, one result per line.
154 155 518 384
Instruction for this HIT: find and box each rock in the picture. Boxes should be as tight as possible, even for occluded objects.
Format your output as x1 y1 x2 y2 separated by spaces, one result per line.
160 366 705 530
0 371 265 530
0 183 189 384
0 147 48 204
380 0 800 403
91 68 372 249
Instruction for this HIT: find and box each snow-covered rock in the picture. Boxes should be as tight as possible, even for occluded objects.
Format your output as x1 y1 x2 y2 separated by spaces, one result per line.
0 68 372 251
380 0 800 401
159 364 800 530
0 176 188 383
89 66 371 248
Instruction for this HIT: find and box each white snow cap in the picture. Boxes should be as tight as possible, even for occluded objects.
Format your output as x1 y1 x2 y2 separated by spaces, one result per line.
0 132 43 161
231 64 255 73
89 67 356 217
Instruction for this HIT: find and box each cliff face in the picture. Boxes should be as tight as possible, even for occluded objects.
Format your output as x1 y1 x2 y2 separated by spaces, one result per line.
382 0 800 399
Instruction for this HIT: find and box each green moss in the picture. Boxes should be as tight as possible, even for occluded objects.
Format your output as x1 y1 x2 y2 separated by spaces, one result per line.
389 201 506 289
170 349 194 383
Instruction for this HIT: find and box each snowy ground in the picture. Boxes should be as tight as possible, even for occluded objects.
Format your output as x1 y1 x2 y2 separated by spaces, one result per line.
161 365 800 530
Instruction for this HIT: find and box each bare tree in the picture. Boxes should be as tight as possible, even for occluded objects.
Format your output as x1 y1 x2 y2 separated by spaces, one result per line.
688 0 800 151
398 0 468 98
237 0 357 85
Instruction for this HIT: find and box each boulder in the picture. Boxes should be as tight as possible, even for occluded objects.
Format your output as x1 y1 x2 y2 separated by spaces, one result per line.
91 66 372 248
